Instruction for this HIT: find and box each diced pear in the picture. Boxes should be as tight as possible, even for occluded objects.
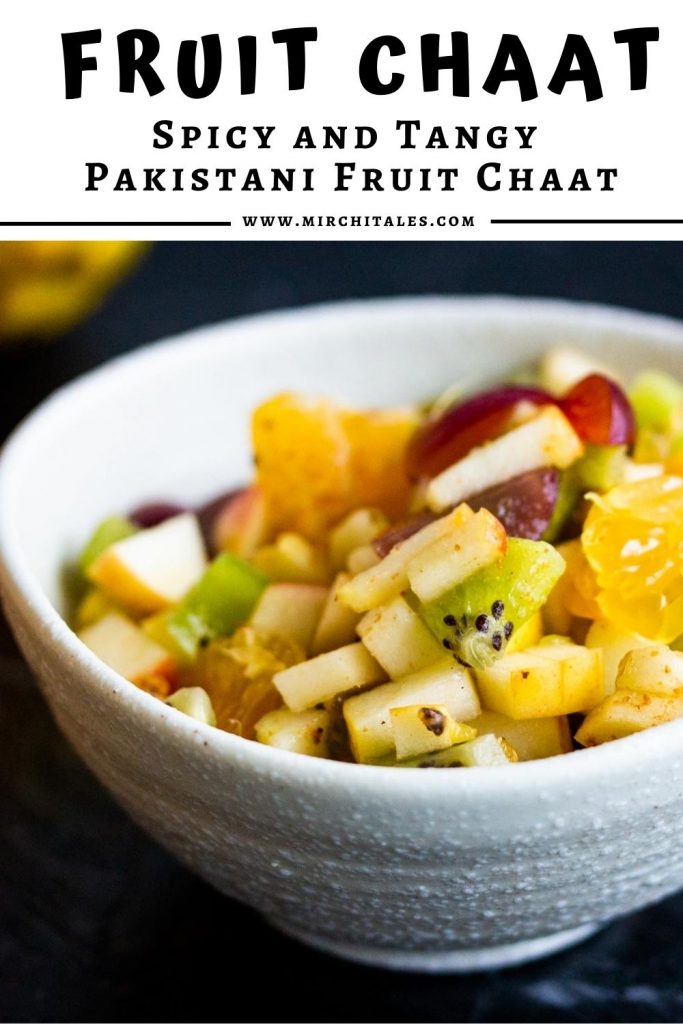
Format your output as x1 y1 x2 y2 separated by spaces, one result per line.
406 507 507 603
78 611 176 686
87 513 207 615
78 515 137 572
310 573 361 654
255 706 333 757
540 346 619 396
346 544 382 575
274 642 385 712
576 689 683 746
391 704 476 761
615 645 683 696
356 595 443 678
329 508 389 571
166 687 216 726
475 642 603 719
251 532 330 584
470 710 571 760
338 505 473 613
506 611 543 653
426 407 584 513
585 620 651 694
248 583 328 652
213 486 270 559
343 659 480 763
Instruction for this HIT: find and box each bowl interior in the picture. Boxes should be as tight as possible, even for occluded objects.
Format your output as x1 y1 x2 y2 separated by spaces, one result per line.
3 295 683 616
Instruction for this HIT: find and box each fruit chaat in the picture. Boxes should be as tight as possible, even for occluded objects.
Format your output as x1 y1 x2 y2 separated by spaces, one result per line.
70 347 683 767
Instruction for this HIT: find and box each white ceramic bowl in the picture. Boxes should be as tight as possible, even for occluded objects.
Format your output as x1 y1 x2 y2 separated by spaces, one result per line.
2 296 683 974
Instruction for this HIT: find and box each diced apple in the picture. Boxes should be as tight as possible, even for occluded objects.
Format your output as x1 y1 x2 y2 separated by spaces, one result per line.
346 544 382 575
406 507 507 602
78 515 137 572
78 611 176 687
311 573 361 654
251 532 330 584
274 642 385 712
391 704 476 761
74 588 119 629
576 689 683 746
585 620 651 695
343 659 480 763
338 505 473 613
615 645 683 696
450 734 518 766
475 642 604 719
213 485 270 558
248 583 328 652
426 407 584 513
255 706 333 757
87 512 207 616
329 508 389 571
166 687 216 726
470 709 571 761
357 595 443 678
540 346 619 396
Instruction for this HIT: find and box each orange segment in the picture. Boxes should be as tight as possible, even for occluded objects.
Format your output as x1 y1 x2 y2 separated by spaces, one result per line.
252 392 418 541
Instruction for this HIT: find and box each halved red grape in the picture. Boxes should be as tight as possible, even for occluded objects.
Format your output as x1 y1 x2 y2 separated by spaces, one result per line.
406 385 553 481
129 502 187 528
560 374 635 446
467 468 560 541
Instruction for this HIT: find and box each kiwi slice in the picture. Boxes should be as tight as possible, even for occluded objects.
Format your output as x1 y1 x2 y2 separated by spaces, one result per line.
415 538 565 670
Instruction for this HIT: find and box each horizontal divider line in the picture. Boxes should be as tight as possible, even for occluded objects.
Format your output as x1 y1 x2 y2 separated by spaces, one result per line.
0 221 233 227
492 219 683 225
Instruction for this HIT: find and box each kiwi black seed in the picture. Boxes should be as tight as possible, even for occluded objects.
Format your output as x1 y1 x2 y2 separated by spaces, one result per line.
491 600 505 620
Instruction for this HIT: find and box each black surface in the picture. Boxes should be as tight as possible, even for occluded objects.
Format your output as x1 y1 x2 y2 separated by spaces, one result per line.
3 243 683 1023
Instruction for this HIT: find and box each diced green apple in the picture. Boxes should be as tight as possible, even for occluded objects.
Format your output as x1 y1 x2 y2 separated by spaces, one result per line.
356 595 444 678
164 553 268 659
87 513 207 615
406 507 507 602
274 642 385 712
338 505 473 613
343 659 480 763
391 704 476 761
426 407 584 513
78 611 176 685
166 687 217 726
255 706 333 757
396 733 518 767
311 573 361 654
346 544 382 575
248 582 328 652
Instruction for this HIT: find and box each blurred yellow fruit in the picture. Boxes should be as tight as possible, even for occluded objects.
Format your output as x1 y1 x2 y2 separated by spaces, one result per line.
582 475 683 642
0 241 147 340
252 392 418 542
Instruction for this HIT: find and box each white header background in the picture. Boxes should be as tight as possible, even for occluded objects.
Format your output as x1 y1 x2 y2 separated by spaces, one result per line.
1 0 681 239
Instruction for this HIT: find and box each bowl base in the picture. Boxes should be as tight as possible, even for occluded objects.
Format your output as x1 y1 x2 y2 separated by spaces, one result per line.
269 920 601 973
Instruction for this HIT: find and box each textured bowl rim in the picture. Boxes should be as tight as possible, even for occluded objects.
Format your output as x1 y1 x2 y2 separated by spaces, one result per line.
2 292 683 799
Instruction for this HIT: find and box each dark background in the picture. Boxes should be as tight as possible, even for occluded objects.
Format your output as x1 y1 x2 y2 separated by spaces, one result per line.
3 243 683 1023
